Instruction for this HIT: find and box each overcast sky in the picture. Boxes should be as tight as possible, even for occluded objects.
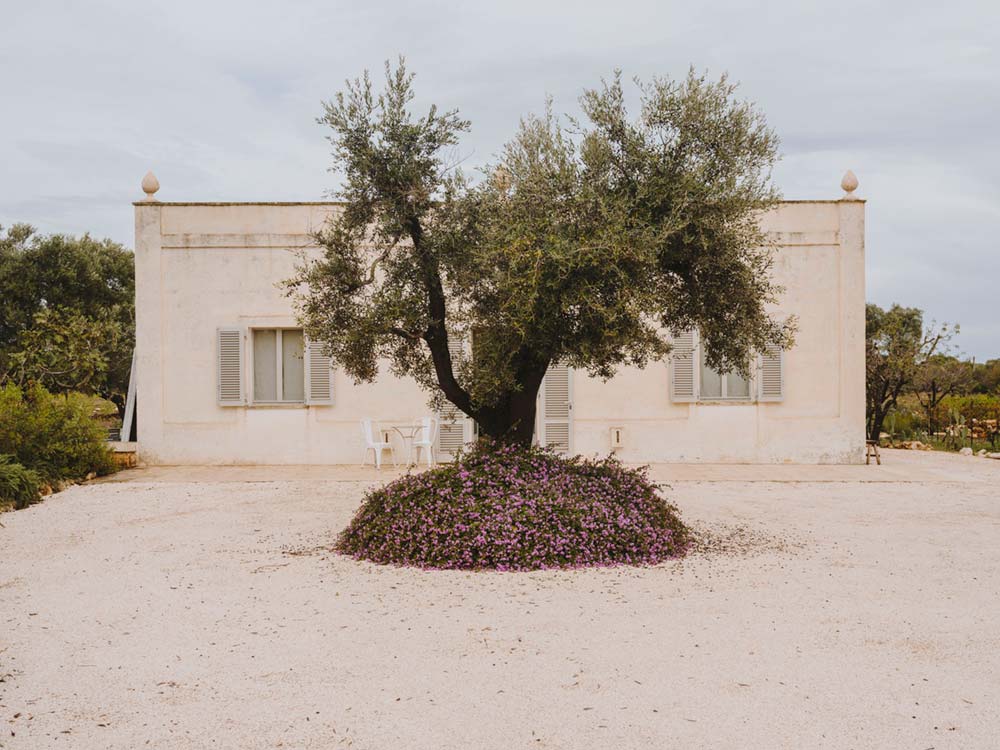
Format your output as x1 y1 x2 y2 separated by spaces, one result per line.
2 0 997 358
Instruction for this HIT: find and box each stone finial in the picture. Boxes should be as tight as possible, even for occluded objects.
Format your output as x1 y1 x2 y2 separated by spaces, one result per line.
840 169 859 200
493 167 511 193
141 171 160 201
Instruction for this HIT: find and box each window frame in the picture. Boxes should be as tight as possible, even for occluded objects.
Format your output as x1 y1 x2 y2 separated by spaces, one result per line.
696 334 754 403
250 327 306 406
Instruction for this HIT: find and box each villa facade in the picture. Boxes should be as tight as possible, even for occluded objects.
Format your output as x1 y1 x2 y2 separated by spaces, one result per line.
133 174 866 465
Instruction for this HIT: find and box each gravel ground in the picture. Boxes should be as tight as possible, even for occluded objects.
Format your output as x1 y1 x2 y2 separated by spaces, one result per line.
1 453 999 749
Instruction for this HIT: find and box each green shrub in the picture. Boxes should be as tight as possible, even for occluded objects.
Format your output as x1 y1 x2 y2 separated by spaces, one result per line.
0 383 115 486
0 454 43 511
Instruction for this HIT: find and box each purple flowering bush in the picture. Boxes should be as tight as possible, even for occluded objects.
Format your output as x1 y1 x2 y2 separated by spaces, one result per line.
337 441 690 570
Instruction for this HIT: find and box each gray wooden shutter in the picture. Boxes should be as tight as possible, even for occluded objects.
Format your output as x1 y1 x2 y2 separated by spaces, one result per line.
541 361 572 453
305 338 334 405
437 337 471 459
758 345 784 402
670 330 696 402
217 327 245 406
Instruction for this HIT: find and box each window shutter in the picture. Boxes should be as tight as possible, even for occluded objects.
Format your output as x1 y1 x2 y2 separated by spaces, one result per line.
541 361 572 453
670 330 696 402
437 337 471 459
758 345 784 402
217 328 245 406
305 338 334 405
437 406 468 459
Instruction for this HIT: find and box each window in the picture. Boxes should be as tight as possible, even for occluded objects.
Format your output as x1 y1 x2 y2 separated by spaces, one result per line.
252 328 305 403
699 349 751 401
671 329 785 404
216 326 333 407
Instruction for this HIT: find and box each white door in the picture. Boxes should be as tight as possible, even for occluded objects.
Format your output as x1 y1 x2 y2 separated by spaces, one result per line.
538 362 572 453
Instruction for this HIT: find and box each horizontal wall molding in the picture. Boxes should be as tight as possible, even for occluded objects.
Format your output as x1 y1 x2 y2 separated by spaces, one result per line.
162 233 317 250
767 230 840 246
162 230 840 251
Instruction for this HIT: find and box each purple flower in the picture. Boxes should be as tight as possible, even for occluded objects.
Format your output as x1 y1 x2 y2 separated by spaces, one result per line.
335 438 690 571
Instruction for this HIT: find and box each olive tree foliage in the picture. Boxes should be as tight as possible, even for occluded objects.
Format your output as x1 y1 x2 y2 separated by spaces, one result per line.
865 303 957 442
290 60 793 444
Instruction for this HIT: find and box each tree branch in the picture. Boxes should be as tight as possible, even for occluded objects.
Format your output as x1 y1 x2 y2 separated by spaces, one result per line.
407 217 475 418
388 326 422 341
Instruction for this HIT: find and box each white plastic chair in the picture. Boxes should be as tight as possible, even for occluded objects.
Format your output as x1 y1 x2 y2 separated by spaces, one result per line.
361 419 396 469
411 416 438 467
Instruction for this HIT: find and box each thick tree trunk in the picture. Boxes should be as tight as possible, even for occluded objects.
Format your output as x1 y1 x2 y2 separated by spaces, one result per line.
869 409 887 444
503 384 542 445
467 366 547 446
474 387 542 445
868 378 903 445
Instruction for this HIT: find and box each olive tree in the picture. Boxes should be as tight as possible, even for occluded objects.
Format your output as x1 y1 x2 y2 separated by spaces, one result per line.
290 60 793 445
865 303 957 442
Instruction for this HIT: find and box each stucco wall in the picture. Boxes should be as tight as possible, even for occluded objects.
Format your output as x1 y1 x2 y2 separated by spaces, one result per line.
134 198 865 464
573 201 867 463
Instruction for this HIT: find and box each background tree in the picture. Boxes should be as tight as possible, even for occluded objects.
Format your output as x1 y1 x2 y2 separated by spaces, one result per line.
0 224 134 414
292 60 793 444
2 308 131 400
866 303 957 442
911 354 972 436
970 358 1000 395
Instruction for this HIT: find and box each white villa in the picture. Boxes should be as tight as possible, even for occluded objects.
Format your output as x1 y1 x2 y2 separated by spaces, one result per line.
132 172 866 465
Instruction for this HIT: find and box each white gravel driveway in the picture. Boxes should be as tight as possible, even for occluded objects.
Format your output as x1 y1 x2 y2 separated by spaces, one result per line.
1 451 998 749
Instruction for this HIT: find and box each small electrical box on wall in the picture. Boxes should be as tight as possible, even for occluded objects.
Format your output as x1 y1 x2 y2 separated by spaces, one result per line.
610 426 624 450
